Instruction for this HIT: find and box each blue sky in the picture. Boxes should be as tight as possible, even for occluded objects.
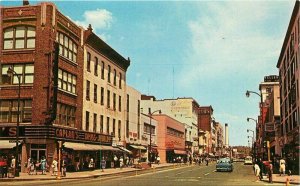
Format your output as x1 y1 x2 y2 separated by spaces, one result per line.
1 0 295 146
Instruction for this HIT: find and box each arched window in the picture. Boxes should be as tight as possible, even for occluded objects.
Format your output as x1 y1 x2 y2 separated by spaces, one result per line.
3 26 36 50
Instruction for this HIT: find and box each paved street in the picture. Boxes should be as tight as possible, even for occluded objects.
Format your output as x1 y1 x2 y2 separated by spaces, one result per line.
0 162 285 186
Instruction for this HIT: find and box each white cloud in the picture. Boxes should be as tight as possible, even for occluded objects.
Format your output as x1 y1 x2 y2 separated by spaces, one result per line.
178 2 287 87
75 9 113 41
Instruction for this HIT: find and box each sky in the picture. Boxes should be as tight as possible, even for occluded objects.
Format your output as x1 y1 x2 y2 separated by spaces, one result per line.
1 0 295 146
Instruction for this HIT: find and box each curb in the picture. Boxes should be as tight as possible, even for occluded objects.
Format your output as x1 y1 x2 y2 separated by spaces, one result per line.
0 164 180 182
261 179 300 185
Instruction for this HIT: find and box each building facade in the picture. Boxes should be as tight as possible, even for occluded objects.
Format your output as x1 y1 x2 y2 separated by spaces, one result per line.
153 115 185 163
140 96 199 156
276 0 299 174
0 1 130 172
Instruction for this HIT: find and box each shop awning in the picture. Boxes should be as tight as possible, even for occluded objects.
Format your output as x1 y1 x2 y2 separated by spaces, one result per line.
118 146 132 154
0 140 16 149
64 142 119 151
130 145 147 150
174 150 186 155
100 145 121 151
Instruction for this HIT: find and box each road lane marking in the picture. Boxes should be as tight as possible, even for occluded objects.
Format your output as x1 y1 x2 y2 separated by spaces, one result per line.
204 173 210 176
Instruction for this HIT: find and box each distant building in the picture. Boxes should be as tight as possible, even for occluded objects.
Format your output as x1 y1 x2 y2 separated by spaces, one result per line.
141 96 199 156
198 106 215 155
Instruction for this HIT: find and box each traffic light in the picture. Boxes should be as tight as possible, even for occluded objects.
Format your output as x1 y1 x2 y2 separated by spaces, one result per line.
263 141 270 148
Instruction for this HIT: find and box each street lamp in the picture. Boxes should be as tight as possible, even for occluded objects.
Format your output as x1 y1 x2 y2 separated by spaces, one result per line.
245 90 265 160
148 109 161 167
7 66 21 177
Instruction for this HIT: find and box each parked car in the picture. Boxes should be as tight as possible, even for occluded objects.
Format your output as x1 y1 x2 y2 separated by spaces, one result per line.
216 158 233 172
244 156 253 165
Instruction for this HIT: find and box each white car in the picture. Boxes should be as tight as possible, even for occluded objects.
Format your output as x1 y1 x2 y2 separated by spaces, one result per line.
244 156 252 165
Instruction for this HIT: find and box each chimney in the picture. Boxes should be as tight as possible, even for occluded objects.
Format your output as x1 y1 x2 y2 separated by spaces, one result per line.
23 0 30 6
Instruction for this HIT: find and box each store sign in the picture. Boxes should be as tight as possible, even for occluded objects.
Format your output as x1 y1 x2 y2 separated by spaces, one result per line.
0 126 112 145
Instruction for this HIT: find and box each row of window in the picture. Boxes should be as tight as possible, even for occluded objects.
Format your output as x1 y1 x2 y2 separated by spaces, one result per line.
0 99 32 123
167 127 184 138
0 64 34 85
86 80 122 111
56 32 78 63
3 26 36 50
144 123 155 135
85 111 121 138
58 69 77 94
86 52 122 89
54 103 76 128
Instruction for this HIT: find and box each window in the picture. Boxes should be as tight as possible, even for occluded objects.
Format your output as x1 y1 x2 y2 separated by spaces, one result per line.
113 93 116 110
58 69 76 94
119 73 122 89
93 113 97 132
108 65 111 83
94 84 97 103
86 80 90 100
57 32 77 63
106 117 110 134
107 90 110 108
118 120 121 139
0 99 32 123
87 52 91 72
119 96 122 112
126 120 129 138
101 61 105 80
0 64 34 85
101 87 104 105
94 57 98 76
86 111 90 131
4 26 36 50
54 103 75 127
100 115 104 133
113 119 116 136
113 69 117 86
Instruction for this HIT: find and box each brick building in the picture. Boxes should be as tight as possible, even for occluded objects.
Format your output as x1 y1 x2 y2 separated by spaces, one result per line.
276 0 299 174
0 1 126 172
198 106 215 154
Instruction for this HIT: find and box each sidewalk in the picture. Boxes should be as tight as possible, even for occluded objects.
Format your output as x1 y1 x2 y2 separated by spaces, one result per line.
0 163 184 182
261 174 300 185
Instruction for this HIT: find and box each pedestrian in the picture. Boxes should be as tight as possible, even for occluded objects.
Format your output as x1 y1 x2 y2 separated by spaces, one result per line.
0 156 4 178
26 156 31 175
254 162 261 181
258 158 263 180
157 156 160 165
75 157 80 172
2 157 7 178
205 157 209 166
10 156 16 177
88 158 94 170
40 156 46 175
279 158 286 176
268 161 273 183
51 158 58 176
61 159 67 177
101 157 106 172
119 157 124 170
113 155 118 168
28 159 35 175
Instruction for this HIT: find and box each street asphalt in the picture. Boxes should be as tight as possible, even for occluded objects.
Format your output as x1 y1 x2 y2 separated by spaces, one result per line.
0 162 285 186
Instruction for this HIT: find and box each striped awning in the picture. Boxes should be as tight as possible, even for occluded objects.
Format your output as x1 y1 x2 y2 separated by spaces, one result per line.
64 142 120 151
0 140 16 149
118 146 132 154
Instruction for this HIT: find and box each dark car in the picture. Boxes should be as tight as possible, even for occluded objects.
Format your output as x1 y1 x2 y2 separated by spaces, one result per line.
216 158 233 172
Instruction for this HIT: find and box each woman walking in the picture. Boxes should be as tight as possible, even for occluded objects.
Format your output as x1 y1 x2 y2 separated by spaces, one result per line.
40 156 47 175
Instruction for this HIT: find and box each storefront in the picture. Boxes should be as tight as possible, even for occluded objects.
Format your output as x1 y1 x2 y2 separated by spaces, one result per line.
127 144 147 163
0 125 113 172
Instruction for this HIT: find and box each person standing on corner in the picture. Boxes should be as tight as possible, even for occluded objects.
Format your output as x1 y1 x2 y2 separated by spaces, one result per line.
279 157 286 176
101 157 106 172
254 162 261 182
51 158 58 176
